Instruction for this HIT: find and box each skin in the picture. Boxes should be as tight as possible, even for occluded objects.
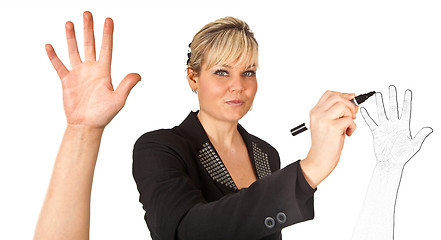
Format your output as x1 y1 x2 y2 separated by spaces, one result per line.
188 62 259 189
301 91 358 188
34 11 140 240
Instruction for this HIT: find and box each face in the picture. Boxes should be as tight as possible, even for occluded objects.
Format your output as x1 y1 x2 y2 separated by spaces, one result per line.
189 61 258 123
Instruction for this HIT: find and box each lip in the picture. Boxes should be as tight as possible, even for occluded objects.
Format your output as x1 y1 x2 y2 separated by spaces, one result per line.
225 100 245 106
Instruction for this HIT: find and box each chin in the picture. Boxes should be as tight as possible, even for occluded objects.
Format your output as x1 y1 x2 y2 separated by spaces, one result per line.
224 108 249 122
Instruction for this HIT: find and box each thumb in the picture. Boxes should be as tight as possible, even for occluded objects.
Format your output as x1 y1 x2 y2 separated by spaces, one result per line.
360 107 377 131
342 93 356 100
116 73 141 104
411 127 433 153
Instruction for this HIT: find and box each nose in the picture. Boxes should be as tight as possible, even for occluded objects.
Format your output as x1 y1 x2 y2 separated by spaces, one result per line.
229 76 245 93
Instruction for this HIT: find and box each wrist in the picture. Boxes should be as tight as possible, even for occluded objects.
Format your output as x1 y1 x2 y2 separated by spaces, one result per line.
299 159 318 189
300 151 339 188
375 161 406 174
299 156 324 189
56 124 104 177
66 124 104 136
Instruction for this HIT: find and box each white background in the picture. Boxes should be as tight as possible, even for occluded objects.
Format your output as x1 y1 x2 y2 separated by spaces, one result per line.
1 0 440 239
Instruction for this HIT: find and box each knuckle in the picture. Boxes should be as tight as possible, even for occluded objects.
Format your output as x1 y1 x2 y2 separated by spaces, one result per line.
324 90 334 96
309 108 318 118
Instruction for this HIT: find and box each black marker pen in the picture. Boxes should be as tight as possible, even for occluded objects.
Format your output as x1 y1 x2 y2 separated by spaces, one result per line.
290 91 376 136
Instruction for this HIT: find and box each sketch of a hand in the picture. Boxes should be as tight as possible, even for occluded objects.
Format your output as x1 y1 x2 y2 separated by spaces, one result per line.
360 85 432 165
352 86 433 240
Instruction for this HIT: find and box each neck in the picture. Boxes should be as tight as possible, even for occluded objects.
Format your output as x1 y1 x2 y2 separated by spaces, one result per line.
197 110 240 148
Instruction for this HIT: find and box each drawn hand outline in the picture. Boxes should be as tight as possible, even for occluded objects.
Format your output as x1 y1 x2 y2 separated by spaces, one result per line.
360 85 433 166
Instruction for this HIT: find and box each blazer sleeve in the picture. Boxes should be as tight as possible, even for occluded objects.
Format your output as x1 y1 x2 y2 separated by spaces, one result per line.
133 131 316 240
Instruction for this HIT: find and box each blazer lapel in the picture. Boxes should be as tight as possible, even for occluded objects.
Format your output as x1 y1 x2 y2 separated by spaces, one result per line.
238 125 272 179
179 111 272 195
197 142 238 190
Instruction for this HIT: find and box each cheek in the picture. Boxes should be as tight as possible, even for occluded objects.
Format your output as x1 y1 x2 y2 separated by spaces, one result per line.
198 81 226 107
200 80 226 96
247 80 258 98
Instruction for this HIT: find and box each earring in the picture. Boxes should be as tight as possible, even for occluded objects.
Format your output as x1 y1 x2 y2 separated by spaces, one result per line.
192 89 198 94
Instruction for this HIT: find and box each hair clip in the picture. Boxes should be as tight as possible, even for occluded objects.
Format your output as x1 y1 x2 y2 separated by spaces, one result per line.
187 42 192 65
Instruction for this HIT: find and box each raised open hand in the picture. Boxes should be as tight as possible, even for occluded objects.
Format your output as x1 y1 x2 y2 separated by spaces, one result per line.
360 85 432 165
46 11 140 129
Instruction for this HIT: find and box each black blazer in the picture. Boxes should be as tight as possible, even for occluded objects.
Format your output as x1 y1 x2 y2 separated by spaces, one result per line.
133 111 315 240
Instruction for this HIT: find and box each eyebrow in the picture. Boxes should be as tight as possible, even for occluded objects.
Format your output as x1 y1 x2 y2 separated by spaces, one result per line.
220 64 256 69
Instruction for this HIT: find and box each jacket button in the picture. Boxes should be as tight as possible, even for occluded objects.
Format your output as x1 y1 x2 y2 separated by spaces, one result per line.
276 212 287 224
264 217 275 229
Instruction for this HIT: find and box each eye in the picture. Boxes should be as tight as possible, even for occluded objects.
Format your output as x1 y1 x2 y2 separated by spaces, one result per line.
243 70 256 77
214 70 229 77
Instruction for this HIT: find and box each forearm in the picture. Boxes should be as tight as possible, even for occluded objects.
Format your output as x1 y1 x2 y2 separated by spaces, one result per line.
34 125 104 240
352 162 405 240
177 162 315 240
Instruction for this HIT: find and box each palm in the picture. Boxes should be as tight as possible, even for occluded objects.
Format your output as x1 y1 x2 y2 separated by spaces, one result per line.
372 120 413 164
361 86 432 166
46 12 140 128
61 62 117 126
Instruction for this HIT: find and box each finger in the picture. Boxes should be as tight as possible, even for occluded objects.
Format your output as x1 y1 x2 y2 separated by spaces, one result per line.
344 93 358 117
342 92 357 101
401 89 412 122
99 18 114 65
411 127 433 153
83 11 96 61
389 85 399 121
316 90 337 105
326 102 354 120
65 21 81 67
360 107 378 131
375 92 388 123
45 44 69 80
321 93 357 117
346 120 357 136
115 73 142 106
317 90 355 105
334 116 355 135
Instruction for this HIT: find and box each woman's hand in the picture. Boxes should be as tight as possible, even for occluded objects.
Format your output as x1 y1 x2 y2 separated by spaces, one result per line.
35 12 140 240
300 91 358 188
46 11 140 129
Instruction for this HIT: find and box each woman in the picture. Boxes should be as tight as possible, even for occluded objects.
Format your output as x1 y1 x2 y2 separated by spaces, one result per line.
132 16 357 239
34 12 357 240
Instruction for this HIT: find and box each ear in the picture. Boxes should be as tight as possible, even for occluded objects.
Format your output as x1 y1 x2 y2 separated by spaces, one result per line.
187 68 198 90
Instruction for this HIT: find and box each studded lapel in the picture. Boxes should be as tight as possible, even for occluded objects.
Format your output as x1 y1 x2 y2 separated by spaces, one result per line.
251 142 272 179
197 139 273 192
198 142 238 190
178 111 274 192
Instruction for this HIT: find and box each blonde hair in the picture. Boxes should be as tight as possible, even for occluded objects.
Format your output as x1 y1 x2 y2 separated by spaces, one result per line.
187 16 259 74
